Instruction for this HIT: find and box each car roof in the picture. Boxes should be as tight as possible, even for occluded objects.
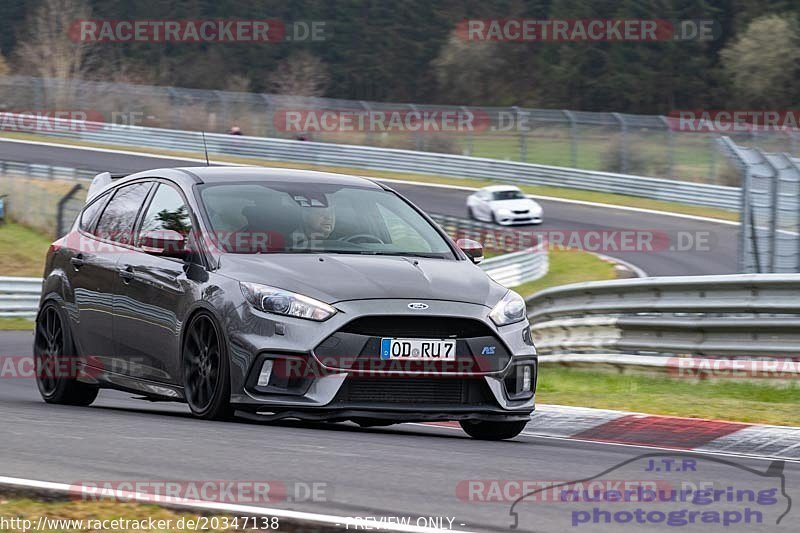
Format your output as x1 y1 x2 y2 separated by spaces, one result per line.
480 185 522 192
179 166 383 188
109 166 384 191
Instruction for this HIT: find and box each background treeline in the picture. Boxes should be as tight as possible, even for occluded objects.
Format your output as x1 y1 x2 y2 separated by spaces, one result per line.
0 0 798 113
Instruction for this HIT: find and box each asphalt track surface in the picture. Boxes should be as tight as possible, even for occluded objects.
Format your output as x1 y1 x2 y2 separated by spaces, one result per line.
0 138 738 276
1 331 798 532
1 139 763 531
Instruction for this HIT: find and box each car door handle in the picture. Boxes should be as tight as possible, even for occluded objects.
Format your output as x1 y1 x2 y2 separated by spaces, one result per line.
118 265 135 282
70 255 85 269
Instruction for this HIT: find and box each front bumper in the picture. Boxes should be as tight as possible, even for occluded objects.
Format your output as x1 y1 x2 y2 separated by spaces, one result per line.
225 299 537 422
495 213 543 225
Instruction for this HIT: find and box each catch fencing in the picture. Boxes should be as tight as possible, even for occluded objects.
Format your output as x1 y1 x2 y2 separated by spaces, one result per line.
2 75 789 185
719 137 800 273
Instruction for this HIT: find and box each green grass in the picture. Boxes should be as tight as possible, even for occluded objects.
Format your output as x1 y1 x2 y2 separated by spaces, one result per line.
512 248 618 298
0 317 34 331
0 131 738 222
0 222 51 277
538 367 800 426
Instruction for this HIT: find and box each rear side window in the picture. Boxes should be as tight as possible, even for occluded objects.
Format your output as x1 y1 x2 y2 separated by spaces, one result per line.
80 192 110 232
94 182 153 245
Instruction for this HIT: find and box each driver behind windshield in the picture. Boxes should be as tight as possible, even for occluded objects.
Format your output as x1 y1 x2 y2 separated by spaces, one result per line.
291 206 336 249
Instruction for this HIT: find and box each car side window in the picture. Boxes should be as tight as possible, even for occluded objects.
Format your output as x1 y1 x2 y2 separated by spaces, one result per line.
138 184 193 241
94 182 153 245
80 192 110 233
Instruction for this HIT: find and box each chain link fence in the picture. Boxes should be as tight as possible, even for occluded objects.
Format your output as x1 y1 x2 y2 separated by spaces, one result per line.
2 75 793 186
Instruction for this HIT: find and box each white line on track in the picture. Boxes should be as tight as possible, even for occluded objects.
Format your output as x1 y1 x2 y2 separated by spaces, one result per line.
0 137 738 226
0 476 473 533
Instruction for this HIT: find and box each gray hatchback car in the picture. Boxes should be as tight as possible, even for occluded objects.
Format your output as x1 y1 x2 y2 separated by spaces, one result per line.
35 167 536 440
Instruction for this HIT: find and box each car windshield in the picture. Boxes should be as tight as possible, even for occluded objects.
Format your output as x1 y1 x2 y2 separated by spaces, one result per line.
492 190 524 201
199 181 454 258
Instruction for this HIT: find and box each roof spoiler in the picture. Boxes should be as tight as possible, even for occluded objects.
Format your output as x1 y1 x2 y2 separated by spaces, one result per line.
86 171 128 201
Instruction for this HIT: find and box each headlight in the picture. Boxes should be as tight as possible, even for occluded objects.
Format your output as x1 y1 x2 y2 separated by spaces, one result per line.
240 282 337 321
497 208 512 215
489 290 526 326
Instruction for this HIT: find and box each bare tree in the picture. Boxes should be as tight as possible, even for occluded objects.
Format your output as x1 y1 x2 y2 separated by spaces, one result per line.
15 0 95 105
267 51 329 97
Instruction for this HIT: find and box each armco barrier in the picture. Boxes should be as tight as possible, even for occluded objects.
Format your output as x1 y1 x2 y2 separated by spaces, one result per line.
527 273 800 359
0 277 42 318
0 113 742 210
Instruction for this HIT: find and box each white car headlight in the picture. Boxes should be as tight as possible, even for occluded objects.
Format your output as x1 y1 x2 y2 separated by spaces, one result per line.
497 208 512 215
489 290 527 326
240 282 337 321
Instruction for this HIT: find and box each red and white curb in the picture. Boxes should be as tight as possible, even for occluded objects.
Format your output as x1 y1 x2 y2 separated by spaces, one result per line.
426 404 800 461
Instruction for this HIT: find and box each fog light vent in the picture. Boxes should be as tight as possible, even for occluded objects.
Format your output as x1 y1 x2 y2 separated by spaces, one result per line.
257 360 274 387
522 366 532 392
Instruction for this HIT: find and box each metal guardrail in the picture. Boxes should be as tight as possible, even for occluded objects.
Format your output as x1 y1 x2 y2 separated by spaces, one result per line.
480 247 548 287
0 113 742 210
526 274 800 359
429 214 549 287
0 277 42 318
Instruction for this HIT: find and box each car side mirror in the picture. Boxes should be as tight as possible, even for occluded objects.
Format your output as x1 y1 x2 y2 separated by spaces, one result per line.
140 230 190 259
457 238 483 264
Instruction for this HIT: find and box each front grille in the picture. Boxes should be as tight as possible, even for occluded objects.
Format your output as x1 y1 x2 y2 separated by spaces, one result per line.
512 209 530 214
340 316 495 338
335 378 491 405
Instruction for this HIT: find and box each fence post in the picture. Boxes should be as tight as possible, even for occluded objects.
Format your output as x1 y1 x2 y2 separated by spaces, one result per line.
658 116 674 180
514 106 526 162
56 184 84 239
612 112 627 174
562 110 577 168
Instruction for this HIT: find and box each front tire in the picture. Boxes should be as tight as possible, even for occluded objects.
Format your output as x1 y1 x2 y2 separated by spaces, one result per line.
460 420 527 440
34 302 98 406
183 312 234 420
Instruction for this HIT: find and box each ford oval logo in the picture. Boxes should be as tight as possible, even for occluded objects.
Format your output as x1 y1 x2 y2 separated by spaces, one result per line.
408 302 429 310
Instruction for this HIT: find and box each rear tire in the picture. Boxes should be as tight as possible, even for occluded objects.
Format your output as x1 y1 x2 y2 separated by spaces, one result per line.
467 206 476 220
460 420 527 440
34 302 99 406
182 312 234 420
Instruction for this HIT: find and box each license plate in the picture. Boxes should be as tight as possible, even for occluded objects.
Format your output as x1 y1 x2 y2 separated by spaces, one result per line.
380 338 456 361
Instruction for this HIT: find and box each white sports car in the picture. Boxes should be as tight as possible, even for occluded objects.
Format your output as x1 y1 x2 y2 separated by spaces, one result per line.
466 185 543 225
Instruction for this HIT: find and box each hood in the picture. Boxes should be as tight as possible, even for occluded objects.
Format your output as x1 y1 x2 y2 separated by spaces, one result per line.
491 198 541 212
221 254 506 306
